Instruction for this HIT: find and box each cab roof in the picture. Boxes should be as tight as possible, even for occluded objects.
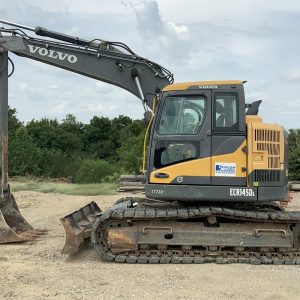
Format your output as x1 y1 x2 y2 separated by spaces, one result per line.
162 80 244 92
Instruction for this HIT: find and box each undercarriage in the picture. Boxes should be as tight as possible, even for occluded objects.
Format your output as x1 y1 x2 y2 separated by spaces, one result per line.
89 197 300 265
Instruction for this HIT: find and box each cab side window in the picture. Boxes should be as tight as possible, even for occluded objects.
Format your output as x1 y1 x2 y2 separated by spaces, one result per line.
214 93 238 131
158 96 206 135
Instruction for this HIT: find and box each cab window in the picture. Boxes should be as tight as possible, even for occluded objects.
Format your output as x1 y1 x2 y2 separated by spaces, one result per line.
158 96 206 135
214 93 238 131
154 140 199 168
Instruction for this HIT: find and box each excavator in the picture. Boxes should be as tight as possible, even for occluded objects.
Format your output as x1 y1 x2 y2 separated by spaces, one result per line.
0 20 299 265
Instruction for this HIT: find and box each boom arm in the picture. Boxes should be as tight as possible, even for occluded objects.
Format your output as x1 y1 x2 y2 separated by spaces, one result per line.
0 20 174 110
0 20 173 247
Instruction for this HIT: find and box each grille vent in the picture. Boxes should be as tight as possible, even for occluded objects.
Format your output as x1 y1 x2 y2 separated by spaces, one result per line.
254 129 281 169
253 170 280 182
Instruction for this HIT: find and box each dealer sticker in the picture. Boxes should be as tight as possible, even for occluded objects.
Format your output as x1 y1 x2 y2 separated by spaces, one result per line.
215 162 236 177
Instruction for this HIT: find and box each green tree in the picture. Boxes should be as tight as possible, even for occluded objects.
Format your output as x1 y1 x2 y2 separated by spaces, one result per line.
84 116 115 159
38 149 80 178
118 131 145 174
8 106 22 138
289 129 300 180
289 129 300 151
75 159 116 183
27 117 84 155
7 107 149 181
289 147 300 180
26 118 60 149
9 127 41 176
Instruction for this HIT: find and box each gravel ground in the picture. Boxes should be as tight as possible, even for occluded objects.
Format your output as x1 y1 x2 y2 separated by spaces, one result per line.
1 191 300 300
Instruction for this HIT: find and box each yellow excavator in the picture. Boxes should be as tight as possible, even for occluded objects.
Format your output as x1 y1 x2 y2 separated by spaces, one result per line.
0 20 298 265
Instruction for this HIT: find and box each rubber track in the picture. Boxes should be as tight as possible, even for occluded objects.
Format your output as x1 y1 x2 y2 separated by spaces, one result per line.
91 201 300 265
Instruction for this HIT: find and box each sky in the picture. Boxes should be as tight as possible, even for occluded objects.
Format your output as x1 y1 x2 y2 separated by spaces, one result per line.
0 0 300 128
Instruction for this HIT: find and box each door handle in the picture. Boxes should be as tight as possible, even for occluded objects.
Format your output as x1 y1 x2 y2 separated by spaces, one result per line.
154 173 169 178
206 130 212 136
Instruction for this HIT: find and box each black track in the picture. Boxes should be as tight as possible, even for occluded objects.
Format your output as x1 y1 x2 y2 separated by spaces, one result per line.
91 198 300 265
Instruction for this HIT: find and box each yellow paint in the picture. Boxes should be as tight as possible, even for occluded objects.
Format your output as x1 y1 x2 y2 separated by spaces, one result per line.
150 140 247 184
163 80 244 92
247 116 284 174
245 115 262 124
142 96 156 173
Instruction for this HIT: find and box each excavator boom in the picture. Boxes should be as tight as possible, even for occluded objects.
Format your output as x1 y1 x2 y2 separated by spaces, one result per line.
0 20 173 251
0 21 173 110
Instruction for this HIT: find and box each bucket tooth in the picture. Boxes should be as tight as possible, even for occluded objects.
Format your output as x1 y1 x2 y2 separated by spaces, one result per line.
61 201 102 254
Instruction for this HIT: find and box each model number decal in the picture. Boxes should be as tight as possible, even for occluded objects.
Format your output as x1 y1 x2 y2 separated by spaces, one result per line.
230 188 255 197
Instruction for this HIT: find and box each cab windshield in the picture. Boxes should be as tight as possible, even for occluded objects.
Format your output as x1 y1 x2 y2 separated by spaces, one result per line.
158 96 206 135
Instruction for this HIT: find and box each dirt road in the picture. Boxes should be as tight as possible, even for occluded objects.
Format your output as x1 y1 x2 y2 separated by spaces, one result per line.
1 191 300 300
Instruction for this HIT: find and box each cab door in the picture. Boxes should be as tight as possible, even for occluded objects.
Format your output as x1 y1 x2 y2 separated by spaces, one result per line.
148 90 212 185
211 89 247 186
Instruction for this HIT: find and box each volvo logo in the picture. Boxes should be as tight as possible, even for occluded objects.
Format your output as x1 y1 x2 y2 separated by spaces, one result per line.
198 85 218 89
28 45 78 64
177 176 183 183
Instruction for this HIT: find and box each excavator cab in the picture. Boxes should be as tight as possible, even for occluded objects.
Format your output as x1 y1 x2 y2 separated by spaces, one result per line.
146 81 249 201
146 80 288 205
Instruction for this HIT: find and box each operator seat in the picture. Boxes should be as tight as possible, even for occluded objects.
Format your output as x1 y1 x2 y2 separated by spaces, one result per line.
216 101 225 127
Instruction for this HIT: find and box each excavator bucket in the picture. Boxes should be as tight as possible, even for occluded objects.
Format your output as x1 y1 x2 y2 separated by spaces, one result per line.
61 201 102 254
0 209 23 243
0 190 46 243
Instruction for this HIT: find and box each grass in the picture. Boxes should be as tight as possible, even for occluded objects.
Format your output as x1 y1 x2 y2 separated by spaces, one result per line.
10 179 117 196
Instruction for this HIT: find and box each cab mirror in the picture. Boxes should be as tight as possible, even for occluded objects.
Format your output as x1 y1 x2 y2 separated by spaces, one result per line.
144 111 152 124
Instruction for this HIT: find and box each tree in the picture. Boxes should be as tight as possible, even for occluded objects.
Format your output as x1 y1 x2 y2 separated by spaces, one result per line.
289 129 300 180
118 131 145 174
27 117 84 155
38 149 80 178
289 129 300 151
289 146 300 180
84 116 115 159
8 106 22 138
9 127 41 176
75 159 116 183
26 118 60 149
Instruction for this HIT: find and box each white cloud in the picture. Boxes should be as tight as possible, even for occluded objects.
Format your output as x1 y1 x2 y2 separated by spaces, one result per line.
184 51 213 70
283 68 300 83
50 100 69 113
167 22 191 41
